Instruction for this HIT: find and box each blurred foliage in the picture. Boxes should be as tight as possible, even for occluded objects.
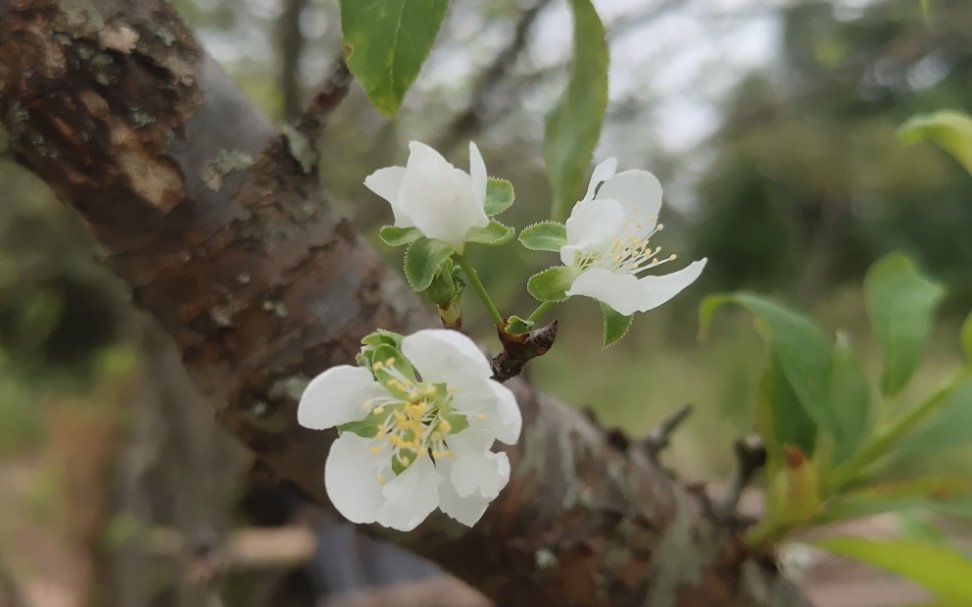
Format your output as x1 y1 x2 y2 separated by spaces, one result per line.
690 0 972 311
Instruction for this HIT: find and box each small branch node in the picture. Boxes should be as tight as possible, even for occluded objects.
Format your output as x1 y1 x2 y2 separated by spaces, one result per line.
639 403 694 459
712 434 767 526
490 320 558 382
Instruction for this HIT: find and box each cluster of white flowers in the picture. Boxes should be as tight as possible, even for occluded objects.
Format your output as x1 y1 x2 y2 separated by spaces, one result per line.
298 141 705 531
298 329 520 531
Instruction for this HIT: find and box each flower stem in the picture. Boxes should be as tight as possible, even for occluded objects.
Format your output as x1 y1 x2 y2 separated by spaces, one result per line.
455 253 504 328
526 301 556 324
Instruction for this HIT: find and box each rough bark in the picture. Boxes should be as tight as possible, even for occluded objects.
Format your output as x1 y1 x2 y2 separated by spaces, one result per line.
0 2 810 605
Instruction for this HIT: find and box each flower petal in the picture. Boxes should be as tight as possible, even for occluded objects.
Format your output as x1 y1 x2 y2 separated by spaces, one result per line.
567 260 707 315
634 258 707 312
595 170 663 234
561 198 625 266
437 477 491 527
364 167 412 227
582 157 618 203
377 455 441 531
401 329 492 385
298 366 386 430
399 141 488 248
324 434 386 525
468 141 487 207
566 267 646 316
453 380 521 445
448 449 510 499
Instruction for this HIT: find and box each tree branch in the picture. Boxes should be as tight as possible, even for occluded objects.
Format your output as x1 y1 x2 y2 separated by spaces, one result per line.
0 2 809 605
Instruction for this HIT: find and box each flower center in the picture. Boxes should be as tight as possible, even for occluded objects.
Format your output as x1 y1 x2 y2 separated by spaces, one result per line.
363 357 477 485
578 217 676 276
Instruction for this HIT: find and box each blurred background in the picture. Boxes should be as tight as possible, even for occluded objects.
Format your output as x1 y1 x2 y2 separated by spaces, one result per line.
2 0 971 605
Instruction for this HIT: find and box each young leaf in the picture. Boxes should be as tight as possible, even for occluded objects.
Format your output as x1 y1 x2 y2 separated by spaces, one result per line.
898 110 972 176
341 0 449 116
812 537 972 603
519 221 568 252
864 254 944 398
379 225 421 247
404 237 453 292
527 267 578 302
465 220 515 246
600 302 631 348
701 293 838 444
505 315 534 336
764 446 821 525
484 178 515 216
543 0 608 220
828 338 871 467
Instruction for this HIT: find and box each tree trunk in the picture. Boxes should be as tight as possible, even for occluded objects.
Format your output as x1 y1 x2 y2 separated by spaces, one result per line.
0 2 810 605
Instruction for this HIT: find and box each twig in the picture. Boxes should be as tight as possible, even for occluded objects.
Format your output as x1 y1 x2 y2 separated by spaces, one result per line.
290 59 352 150
638 403 693 459
434 0 553 152
490 320 558 382
712 435 767 526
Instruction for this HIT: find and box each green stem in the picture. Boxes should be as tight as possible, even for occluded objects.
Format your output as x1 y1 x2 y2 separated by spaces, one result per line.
455 253 504 328
526 301 556 324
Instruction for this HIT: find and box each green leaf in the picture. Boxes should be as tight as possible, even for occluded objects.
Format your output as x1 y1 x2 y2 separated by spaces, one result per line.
484 178 515 216
404 237 453 292
828 338 871 467
527 267 578 302
812 537 972 602
821 476 972 524
341 0 449 116
543 0 608 220
758 352 818 461
505 315 534 336
465 220 515 246
890 377 972 461
898 110 972 176
391 449 417 475
600 302 631 348
864 254 945 397
519 221 568 252
701 293 837 447
379 225 422 247
961 312 972 368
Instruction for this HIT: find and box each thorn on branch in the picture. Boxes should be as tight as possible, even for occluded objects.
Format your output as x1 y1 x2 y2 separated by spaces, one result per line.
638 403 693 460
712 434 767 527
490 320 558 382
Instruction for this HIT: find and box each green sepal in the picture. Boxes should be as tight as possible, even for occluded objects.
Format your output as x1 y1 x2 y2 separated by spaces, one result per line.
404 237 454 292
518 221 567 252
391 449 418 475
370 344 417 400
484 178 515 216
426 261 464 309
600 302 632 348
379 225 422 247
527 266 579 302
465 220 515 246
357 329 404 369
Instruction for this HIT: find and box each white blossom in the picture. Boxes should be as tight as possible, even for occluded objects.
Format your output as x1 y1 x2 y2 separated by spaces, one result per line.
561 159 707 316
364 141 489 249
298 329 521 531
